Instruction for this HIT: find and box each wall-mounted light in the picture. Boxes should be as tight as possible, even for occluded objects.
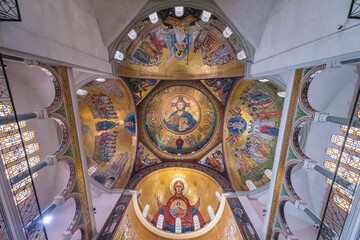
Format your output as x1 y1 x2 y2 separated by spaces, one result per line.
128 29 137 40
237 50 246 60
42 215 52 225
149 12 158 24
277 91 286 98
258 79 269 83
95 78 105 83
76 89 88 96
114 50 124 61
201 10 211 22
223 26 233 38
175 6 184 17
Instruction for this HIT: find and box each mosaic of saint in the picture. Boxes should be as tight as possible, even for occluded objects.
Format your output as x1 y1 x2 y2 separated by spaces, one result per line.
116 7 245 79
151 177 204 233
197 144 225 174
224 80 283 191
135 142 161 172
143 84 217 155
79 79 136 188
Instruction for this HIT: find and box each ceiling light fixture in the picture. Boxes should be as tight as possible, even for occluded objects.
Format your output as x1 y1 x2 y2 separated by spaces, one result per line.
223 26 233 38
201 10 211 22
258 79 269 82
277 91 286 98
175 6 184 17
76 89 88 96
149 12 158 24
42 215 52 225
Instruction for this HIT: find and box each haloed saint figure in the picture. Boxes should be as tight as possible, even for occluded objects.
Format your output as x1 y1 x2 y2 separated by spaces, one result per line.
164 97 197 133
151 177 205 233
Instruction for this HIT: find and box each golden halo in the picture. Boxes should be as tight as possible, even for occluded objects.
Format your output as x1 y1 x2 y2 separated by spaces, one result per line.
171 96 190 112
169 176 189 195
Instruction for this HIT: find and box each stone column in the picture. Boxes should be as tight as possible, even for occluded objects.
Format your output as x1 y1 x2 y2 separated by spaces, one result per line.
314 112 360 128
0 109 48 125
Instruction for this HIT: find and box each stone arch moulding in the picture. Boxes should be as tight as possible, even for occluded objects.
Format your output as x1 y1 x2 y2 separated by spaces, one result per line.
290 117 314 160
283 160 303 201
126 162 234 192
57 156 77 198
298 65 326 115
65 193 84 237
277 198 294 239
108 1 253 71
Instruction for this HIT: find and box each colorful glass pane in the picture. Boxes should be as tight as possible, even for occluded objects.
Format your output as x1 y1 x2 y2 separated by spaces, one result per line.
0 131 35 150
1 143 40 165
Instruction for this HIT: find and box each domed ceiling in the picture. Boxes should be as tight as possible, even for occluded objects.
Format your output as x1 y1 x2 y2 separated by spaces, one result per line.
114 7 245 79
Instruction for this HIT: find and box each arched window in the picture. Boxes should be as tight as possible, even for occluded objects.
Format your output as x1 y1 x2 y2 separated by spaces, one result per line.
156 214 164 229
175 218 182 233
174 6 184 17
104 177 115 188
0 105 12 117
246 180 256 191
149 12 158 24
264 169 272 179
193 215 200 231
1 143 40 165
11 173 38 192
216 191 221 202
0 120 26 133
87 165 97 176
331 134 360 153
6 155 40 179
326 178 354 200
324 161 359 184
142 204 150 218
325 147 360 170
223 26 233 38
341 125 360 136
208 206 215 221
201 10 211 22
14 188 32 205
0 131 35 150
333 195 351 213
127 29 137 40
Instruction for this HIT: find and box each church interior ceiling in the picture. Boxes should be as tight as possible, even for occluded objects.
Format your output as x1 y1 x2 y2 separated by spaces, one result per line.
224 80 284 191
78 79 136 189
115 7 245 79
78 76 284 193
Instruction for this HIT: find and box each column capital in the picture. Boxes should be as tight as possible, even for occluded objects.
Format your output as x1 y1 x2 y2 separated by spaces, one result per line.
35 109 48 119
53 195 65 207
314 112 329 122
295 199 307 211
303 159 317 169
24 59 39 67
44 155 57 166
61 230 72 240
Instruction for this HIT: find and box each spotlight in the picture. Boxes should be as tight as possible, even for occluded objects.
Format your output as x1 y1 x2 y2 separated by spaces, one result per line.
95 78 105 82
76 89 88 96
42 215 52 225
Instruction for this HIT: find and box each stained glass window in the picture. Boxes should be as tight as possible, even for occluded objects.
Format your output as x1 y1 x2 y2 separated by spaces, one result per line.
246 180 256 191
128 29 137 40
341 125 360 136
193 215 200 230
333 194 351 213
326 178 354 199
142 204 149 218
0 105 12 116
331 134 360 153
325 147 360 170
265 169 272 179
237 50 246 60
149 12 158 24
324 160 359 184
87 165 97 176
0 131 35 150
14 188 32 205
201 10 211 22
11 172 38 192
156 214 164 229
216 191 221 202
1 143 40 165
104 178 114 188
0 120 26 133
175 6 184 17
223 27 233 38
208 206 215 221
6 155 40 179
114 51 124 61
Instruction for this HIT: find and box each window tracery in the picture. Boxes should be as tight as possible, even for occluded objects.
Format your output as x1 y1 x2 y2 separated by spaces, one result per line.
333 194 351 213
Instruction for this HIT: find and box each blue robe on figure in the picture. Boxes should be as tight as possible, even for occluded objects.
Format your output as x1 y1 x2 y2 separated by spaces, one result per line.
164 111 197 132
